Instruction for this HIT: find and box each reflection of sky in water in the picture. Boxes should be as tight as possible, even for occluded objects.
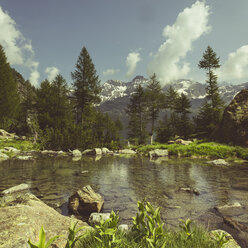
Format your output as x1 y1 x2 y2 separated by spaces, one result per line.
0 156 248 226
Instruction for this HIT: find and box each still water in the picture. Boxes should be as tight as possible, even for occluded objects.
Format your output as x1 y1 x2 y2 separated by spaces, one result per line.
0 155 248 228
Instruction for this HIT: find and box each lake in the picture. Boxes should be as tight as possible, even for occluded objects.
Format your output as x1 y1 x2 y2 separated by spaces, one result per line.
0 155 248 229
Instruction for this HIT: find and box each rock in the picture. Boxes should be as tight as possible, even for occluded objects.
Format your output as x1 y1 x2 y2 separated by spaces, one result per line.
41 150 58 156
178 187 200 195
0 129 17 140
68 185 104 216
118 149 136 154
216 89 248 146
175 139 193 145
16 155 33 160
0 192 89 248
4 147 21 154
208 159 229 166
88 212 110 226
81 170 89 174
149 149 168 158
118 224 129 232
0 152 9 160
210 230 241 248
72 149 82 157
101 147 110 154
1 183 31 195
82 148 102 156
215 202 245 217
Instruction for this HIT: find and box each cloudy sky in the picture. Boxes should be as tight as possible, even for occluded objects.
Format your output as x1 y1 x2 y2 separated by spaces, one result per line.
0 0 248 86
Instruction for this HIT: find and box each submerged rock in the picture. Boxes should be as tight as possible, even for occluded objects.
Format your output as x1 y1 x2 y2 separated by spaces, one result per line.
0 192 89 248
178 187 200 195
215 202 245 217
68 185 104 216
1 183 31 195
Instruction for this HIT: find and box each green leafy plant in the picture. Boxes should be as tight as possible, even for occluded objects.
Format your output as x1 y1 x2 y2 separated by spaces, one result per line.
179 218 194 240
65 221 87 248
212 231 229 247
132 200 166 248
27 226 61 248
94 210 120 247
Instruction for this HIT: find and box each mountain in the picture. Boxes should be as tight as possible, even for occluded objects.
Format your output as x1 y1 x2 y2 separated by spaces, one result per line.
99 76 248 136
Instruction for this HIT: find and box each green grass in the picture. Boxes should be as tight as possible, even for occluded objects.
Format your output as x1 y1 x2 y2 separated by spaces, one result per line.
131 141 248 160
0 140 40 151
76 224 220 248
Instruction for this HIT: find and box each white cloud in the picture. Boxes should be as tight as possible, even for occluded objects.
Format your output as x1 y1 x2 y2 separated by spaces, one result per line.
45 67 60 81
219 45 248 81
0 6 40 86
103 68 120 77
126 52 141 78
147 1 211 85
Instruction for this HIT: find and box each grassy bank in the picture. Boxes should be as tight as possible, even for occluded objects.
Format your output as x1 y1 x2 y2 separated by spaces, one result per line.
131 141 248 160
0 139 39 151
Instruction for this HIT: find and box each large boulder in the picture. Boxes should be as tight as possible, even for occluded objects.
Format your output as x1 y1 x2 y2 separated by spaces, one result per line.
216 89 248 146
72 149 82 157
215 202 245 217
0 129 18 140
88 213 110 226
0 192 89 248
0 152 9 160
68 185 104 216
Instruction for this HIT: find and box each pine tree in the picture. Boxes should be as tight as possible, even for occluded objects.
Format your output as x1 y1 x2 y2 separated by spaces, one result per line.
145 73 165 144
196 46 224 137
174 93 192 138
126 84 147 144
71 46 101 125
0 45 20 130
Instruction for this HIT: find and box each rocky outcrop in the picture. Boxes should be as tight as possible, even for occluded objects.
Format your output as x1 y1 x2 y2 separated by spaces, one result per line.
216 89 248 146
0 192 89 248
68 185 104 216
149 149 168 158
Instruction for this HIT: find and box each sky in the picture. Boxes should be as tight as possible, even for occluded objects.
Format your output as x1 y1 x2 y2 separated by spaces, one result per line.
0 0 248 87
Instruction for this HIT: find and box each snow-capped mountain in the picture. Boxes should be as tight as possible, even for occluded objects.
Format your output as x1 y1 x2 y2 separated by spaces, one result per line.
100 76 248 105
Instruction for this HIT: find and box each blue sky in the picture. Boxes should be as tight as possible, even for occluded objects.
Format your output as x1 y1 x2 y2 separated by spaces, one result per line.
0 0 248 86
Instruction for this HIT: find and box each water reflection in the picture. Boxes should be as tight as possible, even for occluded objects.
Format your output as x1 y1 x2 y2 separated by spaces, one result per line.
0 156 248 227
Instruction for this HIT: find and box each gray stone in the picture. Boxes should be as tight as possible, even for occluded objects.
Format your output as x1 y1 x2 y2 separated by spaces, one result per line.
118 149 136 154
0 192 90 248
149 149 168 158
0 152 9 160
72 149 82 157
118 224 129 232
4 147 21 154
175 139 193 145
210 230 241 248
101 147 110 154
82 148 102 156
1 183 31 195
16 155 33 160
88 212 110 226
68 185 104 216
208 159 229 166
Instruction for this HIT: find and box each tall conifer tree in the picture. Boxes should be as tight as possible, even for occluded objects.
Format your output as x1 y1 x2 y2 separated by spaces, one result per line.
196 46 224 137
71 46 101 125
0 45 20 130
